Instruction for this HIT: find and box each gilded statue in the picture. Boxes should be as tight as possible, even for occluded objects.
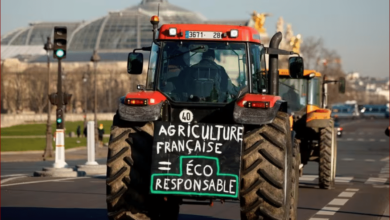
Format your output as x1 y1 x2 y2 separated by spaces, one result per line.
251 11 271 34
290 34 302 54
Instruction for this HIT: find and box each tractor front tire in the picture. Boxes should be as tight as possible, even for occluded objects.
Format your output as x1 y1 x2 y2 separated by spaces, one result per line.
318 120 337 189
240 112 293 220
289 139 300 220
106 114 179 220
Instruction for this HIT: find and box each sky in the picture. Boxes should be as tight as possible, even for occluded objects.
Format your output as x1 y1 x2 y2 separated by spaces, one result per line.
1 0 389 78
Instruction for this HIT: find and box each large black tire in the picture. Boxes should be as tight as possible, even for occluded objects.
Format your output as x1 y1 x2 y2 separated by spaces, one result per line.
240 112 293 220
289 139 300 220
318 120 336 189
106 114 180 220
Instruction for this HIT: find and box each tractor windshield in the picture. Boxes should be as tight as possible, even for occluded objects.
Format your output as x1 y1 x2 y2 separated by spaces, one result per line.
279 78 308 112
151 41 248 103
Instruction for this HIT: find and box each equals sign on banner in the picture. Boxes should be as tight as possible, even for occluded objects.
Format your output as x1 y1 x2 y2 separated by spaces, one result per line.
158 161 171 171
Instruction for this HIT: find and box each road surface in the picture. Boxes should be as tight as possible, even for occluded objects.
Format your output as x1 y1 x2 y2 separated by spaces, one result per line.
1 118 389 220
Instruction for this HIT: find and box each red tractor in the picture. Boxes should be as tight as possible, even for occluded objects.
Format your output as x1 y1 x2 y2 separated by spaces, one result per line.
106 15 304 220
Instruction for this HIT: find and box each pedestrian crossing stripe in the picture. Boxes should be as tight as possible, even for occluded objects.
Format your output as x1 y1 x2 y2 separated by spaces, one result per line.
299 175 389 184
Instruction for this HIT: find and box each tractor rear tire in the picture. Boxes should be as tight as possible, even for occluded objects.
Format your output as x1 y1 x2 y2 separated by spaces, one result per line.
289 139 300 220
318 120 337 189
106 113 180 220
240 111 293 220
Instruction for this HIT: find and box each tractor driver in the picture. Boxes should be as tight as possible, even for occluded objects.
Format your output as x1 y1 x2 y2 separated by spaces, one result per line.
177 49 230 102
282 85 301 111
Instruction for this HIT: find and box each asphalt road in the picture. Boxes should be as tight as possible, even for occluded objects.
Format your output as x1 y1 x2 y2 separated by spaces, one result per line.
1 118 389 220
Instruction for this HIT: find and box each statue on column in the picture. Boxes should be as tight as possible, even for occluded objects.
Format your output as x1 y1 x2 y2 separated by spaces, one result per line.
276 17 284 34
251 11 271 34
290 34 302 54
285 24 294 43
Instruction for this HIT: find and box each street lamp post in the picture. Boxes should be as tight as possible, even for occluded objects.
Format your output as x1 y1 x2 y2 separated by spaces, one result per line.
43 37 53 160
90 50 101 148
83 72 88 114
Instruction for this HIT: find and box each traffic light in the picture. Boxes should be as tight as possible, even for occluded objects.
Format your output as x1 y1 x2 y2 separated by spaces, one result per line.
56 108 64 129
53 26 67 59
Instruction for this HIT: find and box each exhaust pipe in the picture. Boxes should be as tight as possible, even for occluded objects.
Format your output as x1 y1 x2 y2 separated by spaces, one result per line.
268 32 282 96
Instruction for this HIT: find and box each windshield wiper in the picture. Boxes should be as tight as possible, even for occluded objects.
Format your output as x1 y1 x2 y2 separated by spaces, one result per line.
280 81 300 93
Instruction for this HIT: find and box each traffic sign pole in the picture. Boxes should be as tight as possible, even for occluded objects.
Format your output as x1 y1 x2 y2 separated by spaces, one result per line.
53 58 67 168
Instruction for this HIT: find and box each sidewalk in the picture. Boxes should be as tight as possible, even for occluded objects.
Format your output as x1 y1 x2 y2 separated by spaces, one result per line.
1 146 108 162
1 134 111 139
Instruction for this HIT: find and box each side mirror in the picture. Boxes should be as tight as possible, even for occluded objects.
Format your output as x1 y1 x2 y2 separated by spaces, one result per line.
338 77 346 94
288 56 304 78
127 53 143 74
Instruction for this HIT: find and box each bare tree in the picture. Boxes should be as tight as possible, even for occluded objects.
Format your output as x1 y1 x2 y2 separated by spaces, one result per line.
25 67 49 114
301 37 324 70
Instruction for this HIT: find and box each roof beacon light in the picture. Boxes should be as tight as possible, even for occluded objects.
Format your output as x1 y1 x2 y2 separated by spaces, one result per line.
230 29 238 38
150 15 159 23
169 28 177 36
309 72 316 78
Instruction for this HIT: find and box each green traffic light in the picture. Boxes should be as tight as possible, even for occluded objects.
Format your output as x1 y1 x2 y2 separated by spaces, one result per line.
57 118 62 123
56 49 65 58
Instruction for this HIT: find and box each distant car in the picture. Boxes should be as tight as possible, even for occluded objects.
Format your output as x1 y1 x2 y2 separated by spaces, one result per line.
334 121 343 137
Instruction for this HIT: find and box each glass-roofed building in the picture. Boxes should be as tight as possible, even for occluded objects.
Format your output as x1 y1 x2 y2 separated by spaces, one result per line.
2 0 235 63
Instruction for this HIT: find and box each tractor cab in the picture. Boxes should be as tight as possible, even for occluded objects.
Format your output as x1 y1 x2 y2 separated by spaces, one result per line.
125 16 304 124
279 69 322 114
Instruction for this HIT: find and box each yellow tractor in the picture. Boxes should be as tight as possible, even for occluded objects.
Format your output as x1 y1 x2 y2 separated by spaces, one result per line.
279 69 345 189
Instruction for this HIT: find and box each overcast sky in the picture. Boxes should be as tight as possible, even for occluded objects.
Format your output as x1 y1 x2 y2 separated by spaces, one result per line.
1 0 389 78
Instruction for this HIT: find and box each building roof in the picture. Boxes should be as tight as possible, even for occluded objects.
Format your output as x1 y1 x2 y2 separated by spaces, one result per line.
1 0 206 55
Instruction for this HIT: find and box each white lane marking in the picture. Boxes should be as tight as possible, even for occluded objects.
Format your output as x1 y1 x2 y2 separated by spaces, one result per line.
380 157 389 162
338 192 355 198
299 175 317 181
328 198 349 206
365 159 376 162
365 177 388 184
357 138 365 141
316 206 340 215
347 138 353 141
345 188 359 192
342 158 355 161
1 176 27 184
380 168 389 173
380 139 387 142
1 177 89 187
1 174 28 178
369 139 375 142
335 177 353 183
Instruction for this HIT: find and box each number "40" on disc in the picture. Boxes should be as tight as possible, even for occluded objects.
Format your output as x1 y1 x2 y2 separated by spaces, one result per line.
179 109 193 123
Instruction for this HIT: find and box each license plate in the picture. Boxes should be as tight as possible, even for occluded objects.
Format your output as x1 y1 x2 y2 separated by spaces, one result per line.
185 31 222 39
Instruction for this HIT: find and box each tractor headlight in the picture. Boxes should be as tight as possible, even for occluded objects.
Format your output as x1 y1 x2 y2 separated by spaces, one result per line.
230 29 238 38
169 28 177 36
